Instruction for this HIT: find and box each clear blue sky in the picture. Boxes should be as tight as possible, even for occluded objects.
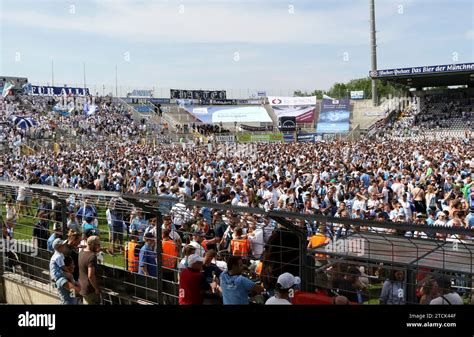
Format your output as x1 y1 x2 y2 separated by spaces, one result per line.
1 0 473 93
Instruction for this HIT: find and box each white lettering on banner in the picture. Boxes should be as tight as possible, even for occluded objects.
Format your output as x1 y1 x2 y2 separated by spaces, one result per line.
18 312 56 331
215 135 235 142
267 96 316 106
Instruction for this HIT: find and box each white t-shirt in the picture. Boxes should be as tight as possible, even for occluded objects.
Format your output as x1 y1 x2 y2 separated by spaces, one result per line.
248 228 264 258
430 293 463 305
265 296 292 305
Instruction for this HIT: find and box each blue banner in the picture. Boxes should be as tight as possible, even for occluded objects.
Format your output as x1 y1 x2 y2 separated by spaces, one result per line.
370 62 474 78
297 133 318 142
31 85 90 96
283 134 294 142
316 98 350 133
149 98 170 104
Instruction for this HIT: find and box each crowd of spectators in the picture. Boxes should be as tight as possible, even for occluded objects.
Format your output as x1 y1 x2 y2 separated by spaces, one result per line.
1 91 473 305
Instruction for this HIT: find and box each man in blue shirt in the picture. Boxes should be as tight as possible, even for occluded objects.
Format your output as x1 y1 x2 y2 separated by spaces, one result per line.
76 199 97 226
130 211 149 242
47 223 63 253
138 233 157 277
220 256 264 304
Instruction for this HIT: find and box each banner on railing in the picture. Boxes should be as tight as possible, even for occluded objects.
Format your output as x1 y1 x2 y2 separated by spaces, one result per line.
283 133 318 142
237 133 283 142
31 85 90 96
240 124 274 131
149 98 171 104
215 135 236 142
170 89 226 100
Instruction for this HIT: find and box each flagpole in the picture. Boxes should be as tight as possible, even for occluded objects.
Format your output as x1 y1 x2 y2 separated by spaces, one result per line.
51 60 54 86
83 63 86 90
115 65 118 97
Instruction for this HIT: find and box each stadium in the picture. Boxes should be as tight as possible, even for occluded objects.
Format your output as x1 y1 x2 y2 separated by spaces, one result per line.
0 0 473 325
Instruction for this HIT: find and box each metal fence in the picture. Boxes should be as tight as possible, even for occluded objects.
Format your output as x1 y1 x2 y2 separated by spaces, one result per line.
0 181 473 305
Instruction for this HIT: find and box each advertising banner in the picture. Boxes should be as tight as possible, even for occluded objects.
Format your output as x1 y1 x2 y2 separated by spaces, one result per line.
279 116 296 131
240 124 274 131
369 62 474 78
268 96 316 123
215 135 236 142
316 98 351 133
170 89 226 100
267 96 316 106
31 85 90 96
186 106 272 123
149 98 171 104
237 133 284 142
350 91 364 99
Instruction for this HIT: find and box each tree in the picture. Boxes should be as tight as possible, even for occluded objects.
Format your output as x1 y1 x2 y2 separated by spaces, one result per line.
294 77 403 100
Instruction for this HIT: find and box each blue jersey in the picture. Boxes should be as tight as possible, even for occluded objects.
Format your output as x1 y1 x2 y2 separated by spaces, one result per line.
138 244 157 277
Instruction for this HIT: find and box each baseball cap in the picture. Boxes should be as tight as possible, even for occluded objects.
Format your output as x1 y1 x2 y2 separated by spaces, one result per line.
187 254 204 266
276 272 301 290
52 238 67 251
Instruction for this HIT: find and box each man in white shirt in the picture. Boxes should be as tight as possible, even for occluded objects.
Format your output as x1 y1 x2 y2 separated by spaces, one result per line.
247 224 264 259
266 272 300 305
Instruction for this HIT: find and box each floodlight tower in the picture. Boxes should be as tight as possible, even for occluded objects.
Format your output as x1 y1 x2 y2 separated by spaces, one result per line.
369 0 378 106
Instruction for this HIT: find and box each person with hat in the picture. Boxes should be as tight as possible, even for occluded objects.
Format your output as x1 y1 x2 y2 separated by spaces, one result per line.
78 235 102 304
178 244 197 272
49 238 68 284
138 232 157 277
265 272 301 305
178 253 210 305
47 222 64 253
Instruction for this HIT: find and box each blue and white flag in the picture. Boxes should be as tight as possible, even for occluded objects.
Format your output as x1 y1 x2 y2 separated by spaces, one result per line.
22 83 33 95
11 116 37 129
84 102 97 117
53 103 71 117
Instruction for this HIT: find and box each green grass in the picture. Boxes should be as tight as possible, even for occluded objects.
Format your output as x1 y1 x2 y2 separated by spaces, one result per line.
2 202 126 269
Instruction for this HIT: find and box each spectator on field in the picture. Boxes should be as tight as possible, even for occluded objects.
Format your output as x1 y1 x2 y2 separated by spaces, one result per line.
138 232 157 277
78 235 101 304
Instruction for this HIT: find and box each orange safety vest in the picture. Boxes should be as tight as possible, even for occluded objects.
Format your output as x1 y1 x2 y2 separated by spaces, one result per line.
255 261 263 276
231 238 250 257
162 239 178 270
310 234 329 258
126 241 139 272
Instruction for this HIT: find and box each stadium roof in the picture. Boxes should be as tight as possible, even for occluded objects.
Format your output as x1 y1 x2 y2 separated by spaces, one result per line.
314 232 474 275
369 62 474 88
